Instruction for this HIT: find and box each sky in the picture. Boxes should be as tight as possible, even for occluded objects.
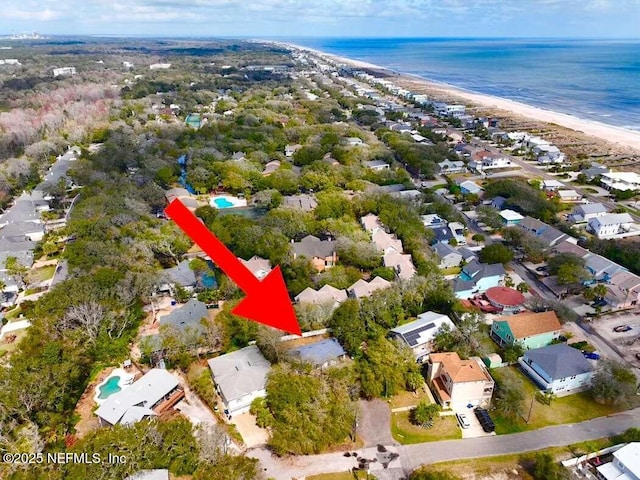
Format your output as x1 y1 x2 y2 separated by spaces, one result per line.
1 0 640 38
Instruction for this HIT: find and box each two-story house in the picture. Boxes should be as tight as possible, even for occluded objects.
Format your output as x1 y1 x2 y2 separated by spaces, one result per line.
427 352 495 409
453 260 506 299
292 235 338 272
568 203 608 223
389 311 456 362
518 344 594 395
490 311 562 350
596 443 640 480
588 213 636 239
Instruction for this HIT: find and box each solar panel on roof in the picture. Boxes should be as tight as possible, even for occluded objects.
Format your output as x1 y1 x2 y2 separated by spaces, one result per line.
402 322 435 346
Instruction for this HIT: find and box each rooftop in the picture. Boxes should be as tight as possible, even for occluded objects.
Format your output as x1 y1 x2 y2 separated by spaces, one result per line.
390 311 455 348
485 286 525 307
207 345 271 404
494 311 562 339
430 352 493 383
524 344 593 380
289 338 346 366
292 235 336 259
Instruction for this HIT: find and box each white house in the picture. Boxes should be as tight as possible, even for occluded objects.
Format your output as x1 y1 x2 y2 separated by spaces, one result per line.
438 160 466 175
588 213 637 239
390 312 457 362
207 345 271 417
432 243 462 269
557 189 583 202
149 63 171 70
542 179 565 191
468 150 512 171
53 67 76 77
569 203 608 223
601 172 640 191
596 442 640 480
364 160 390 171
518 344 594 395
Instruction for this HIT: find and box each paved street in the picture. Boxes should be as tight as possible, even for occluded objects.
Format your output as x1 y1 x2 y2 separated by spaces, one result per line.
248 407 640 479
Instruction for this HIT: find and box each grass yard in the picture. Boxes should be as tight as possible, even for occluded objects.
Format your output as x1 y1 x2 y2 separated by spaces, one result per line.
28 264 56 283
491 366 635 434
440 266 462 275
423 437 614 479
391 411 460 444
0 328 28 355
307 472 374 480
389 387 433 409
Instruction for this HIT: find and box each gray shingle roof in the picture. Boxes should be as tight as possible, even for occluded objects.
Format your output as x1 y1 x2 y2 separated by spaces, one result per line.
292 235 336 259
432 242 461 260
161 260 196 287
289 338 346 366
159 299 208 332
524 344 593 380
207 345 271 404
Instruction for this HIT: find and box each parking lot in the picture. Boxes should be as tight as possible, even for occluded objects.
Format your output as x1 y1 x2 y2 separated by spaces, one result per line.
590 311 640 367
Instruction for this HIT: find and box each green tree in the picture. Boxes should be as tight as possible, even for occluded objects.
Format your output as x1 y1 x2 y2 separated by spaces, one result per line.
479 244 513 265
591 360 636 405
493 375 525 420
411 401 441 428
471 233 485 245
532 452 566 480
517 282 529 293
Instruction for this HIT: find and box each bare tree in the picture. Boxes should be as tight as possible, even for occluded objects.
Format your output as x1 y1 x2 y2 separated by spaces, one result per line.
62 301 105 344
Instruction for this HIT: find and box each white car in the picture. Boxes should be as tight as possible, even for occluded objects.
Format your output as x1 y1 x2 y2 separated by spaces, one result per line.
456 413 471 429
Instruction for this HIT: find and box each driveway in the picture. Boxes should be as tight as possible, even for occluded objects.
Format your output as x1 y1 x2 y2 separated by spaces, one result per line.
454 408 495 439
357 399 396 447
233 412 269 448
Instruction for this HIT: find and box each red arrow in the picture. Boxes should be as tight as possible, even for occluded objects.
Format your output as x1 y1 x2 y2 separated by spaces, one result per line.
164 199 301 336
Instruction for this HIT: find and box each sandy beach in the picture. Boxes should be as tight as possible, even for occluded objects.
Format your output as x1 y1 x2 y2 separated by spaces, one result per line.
289 44 640 159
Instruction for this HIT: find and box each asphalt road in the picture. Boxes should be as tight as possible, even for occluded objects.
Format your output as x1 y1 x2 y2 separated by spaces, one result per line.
248 407 640 479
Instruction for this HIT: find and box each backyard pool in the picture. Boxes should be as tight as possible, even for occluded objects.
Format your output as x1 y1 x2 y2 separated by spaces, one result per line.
210 195 248 209
97 376 121 400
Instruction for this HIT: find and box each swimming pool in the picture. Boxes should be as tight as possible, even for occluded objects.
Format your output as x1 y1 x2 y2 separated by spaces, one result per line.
213 197 234 208
97 376 121 400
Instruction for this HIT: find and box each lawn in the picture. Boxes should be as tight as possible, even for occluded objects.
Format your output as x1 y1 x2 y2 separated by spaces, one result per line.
391 411 460 444
423 437 614 479
440 266 462 275
28 264 56 283
0 328 28 355
491 366 634 434
389 387 433 409
307 472 374 480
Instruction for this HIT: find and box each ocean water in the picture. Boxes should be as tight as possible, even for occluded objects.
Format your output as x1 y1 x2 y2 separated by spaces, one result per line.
290 38 640 131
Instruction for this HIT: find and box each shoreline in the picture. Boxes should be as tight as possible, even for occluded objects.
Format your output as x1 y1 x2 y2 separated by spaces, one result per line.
286 43 640 155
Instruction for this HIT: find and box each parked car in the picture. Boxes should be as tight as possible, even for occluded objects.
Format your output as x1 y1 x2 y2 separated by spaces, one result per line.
535 266 548 272
591 299 607 308
456 413 471 429
474 407 495 433
583 351 600 360
614 325 632 333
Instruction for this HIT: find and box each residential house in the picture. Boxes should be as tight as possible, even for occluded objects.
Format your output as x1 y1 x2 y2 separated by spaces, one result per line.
158 260 197 293
149 63 171 70
600 172 640 192
389 311 457 362
557 190 583 203
432 243 463 269
421 214 447 229
372 229 403 254
596 442 640 480
239 255 271 280
432 226 455 245
95 369 184 427
438 160 466 175
453 260 506 299
292 235 338 271
581 163 609 181
262 160 281 176
583 254 624 283
458 246 477 263
499 209 524 226
165 187 198 209
568 203 608 223
53 66 76 77
323 154 340 167
519 217 570 247
284 144 302 158
364 160 390 171
383 250 416 280
588 213 638 239
448 222 467 245
282 194 317 211
294 285 347 308
535 145 565 164
458 180 483 196
345 137 364 147
361 213 384 234
207 345 271 417
518 344 594 395
288 338 347 368
605 270 640 309
541 180 565 191
468 150 512 172
346 276 391 299
490 311 562 350
231 151 247 162
427 352 495 409
490 196 507 210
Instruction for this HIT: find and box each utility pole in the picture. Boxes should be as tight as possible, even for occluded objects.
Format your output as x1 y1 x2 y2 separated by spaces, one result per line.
526 393 535 424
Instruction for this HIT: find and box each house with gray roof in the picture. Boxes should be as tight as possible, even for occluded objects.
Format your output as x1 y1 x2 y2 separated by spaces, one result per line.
207 345 271 416
282 194 317 211
292 235 337 272
432 243 462 269
158 260 197 293
518 344 594 395
239 255 271 280
347 276 391 299
294 284 347 308
437 160 466 175
390 311 456 362
383 250 416 280
453 260 505 299
519 216 570 247
95 369 183 427
288 338 347 368
364 159 390 171
569 203 608 223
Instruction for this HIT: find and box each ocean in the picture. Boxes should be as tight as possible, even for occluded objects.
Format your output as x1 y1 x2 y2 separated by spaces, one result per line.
289 38 640 131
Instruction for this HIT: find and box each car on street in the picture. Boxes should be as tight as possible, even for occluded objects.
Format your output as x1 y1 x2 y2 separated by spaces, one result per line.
591 299 607 308
613 325 632 333
583 351 600 360
456 413 471 429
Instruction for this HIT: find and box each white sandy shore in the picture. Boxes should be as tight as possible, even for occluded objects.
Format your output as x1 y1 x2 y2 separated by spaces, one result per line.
288 44 640 153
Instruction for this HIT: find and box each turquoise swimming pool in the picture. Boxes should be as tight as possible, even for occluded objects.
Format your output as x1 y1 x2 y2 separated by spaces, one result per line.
213 197 234 208
97 376 121 400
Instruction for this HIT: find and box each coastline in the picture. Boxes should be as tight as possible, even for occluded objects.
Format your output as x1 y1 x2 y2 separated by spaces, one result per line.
286 43 640 156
